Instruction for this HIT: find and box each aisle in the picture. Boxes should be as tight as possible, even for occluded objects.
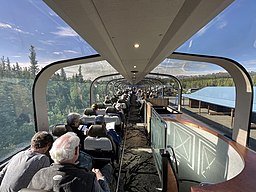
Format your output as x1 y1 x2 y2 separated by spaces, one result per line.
117 123 161 192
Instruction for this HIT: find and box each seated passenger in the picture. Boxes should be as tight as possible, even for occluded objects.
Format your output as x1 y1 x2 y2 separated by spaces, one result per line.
28 132 110 192
0 131 54 192
51 123 92 171
104 96 112 105
94 115 121 162
115 103 125 123
94 115 122 145
67 112 86 149
91 103 99 115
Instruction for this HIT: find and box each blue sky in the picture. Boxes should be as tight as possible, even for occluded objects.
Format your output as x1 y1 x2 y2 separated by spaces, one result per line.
0 0 256 75
0 0 96 67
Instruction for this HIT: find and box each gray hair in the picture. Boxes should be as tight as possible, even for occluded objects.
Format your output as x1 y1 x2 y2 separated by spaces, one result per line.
49 132 80 163
66 112 81 128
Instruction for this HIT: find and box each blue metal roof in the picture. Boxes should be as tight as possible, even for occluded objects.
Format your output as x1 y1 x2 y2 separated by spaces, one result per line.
183 87 256 112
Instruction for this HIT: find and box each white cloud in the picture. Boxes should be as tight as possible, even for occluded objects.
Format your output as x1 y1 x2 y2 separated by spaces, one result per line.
64 50 79 54
15 61 30 68
39 40 55 45
52 26 78 37
188 40 193 48
244 59 256 65
195 15 227 38
12 55 21 58
153 60 226 76
0 22 31 35
217 20 227 29
0 22 12 29
253 40 256 48
53 52 63 55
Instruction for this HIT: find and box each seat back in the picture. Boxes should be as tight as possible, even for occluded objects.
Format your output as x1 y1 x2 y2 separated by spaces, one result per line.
19 189 49 192
97 103 106 109
105 107 122 124
84 137 113 151
83 136 115 165
83 108 97 116
96 109 106 115
105 106 117 114
104 115 121 126
80 115 96 125
52 124 72 137
87 124 107 137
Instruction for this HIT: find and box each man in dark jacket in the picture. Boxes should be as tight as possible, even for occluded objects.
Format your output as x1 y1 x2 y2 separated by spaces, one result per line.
28 132 110 192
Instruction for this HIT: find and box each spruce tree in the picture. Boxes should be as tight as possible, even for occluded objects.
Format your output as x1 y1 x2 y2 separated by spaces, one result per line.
29 45 39 77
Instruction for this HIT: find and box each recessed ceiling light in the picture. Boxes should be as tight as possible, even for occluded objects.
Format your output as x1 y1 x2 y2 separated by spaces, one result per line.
134 43 140 48
134 65 137 68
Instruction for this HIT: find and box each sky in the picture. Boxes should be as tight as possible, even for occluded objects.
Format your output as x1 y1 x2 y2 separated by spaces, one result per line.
0 0 256 75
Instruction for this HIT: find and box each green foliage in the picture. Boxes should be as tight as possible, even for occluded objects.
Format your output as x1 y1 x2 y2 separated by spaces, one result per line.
180 74 237 93
29 45 39 77
2 45 256 161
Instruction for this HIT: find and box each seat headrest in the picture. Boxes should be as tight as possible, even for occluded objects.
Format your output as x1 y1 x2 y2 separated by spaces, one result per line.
105 107 117 114
83 108 97 116
87 125 107 137
52 124 72 137
19 189 49 192
97 103 105 109
95 115 105 124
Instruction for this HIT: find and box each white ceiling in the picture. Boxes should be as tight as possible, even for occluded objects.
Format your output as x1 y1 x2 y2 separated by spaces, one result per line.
43 0 233 83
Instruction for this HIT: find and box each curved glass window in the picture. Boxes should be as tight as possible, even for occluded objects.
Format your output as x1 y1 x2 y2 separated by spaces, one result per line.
47 60 118 126
176 0 256 72
0 76 34 162
0 0 96 162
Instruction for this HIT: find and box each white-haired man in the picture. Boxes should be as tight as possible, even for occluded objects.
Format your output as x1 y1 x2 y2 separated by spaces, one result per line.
28 132 110 192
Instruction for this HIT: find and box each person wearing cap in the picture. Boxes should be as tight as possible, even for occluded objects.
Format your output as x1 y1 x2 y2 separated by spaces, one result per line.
28 132 110 192
0 131 54 192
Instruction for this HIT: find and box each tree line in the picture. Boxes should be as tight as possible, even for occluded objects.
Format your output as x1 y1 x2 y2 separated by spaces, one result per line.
1 45 256 160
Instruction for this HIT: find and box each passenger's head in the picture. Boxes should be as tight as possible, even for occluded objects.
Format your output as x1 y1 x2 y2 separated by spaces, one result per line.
31 131 54 153
50 132 80 164
66 112 81 128
115 103 122 111
105 96 110 101
91 103 98 111
94 115 105 125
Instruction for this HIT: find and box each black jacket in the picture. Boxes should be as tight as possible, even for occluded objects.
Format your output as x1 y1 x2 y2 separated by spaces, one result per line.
28 163 109 192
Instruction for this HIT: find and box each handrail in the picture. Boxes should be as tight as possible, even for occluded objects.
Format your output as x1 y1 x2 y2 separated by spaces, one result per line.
161 149 179 192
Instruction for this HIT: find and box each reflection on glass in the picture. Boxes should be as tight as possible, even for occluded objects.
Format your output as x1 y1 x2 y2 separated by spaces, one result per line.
0 76 34 162
47 61 119 126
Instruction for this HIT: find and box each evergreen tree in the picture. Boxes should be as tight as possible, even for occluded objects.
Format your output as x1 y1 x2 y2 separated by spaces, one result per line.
78 65 83 83
1 56 6 71
29 45 39 77
15 62 21 73
60 68 67 81
6 57 11 71
22 67 31 79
